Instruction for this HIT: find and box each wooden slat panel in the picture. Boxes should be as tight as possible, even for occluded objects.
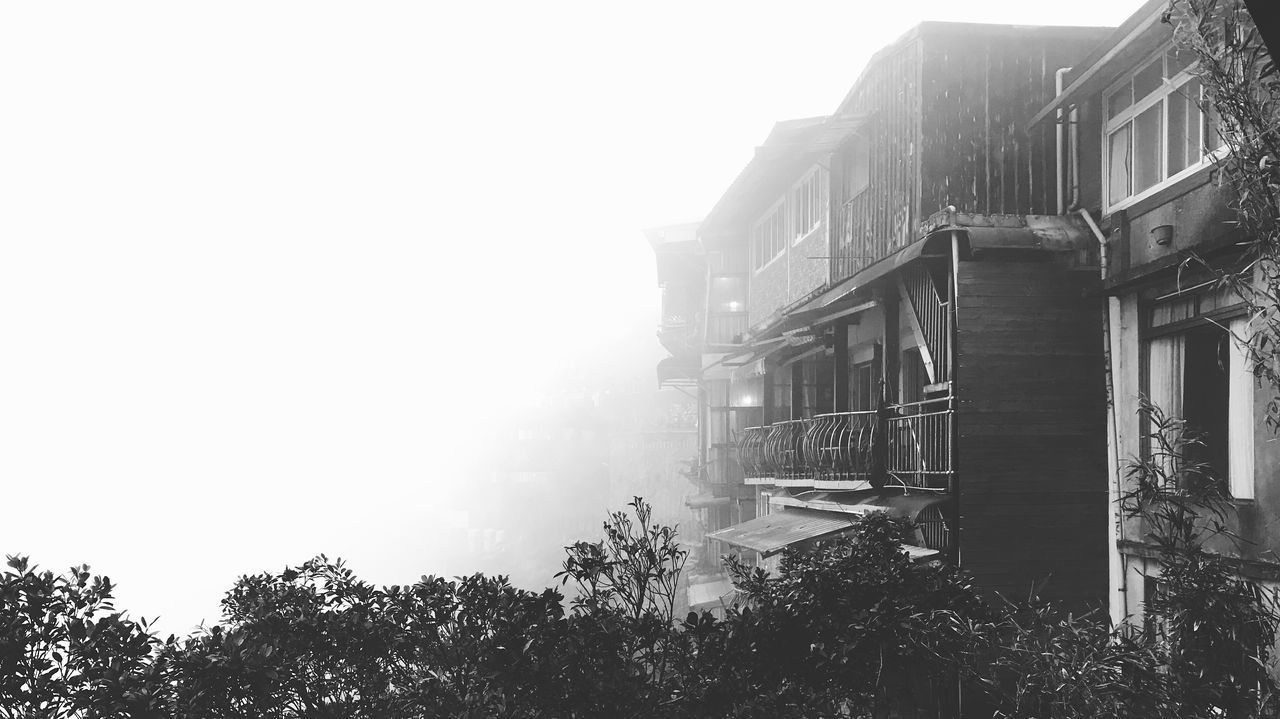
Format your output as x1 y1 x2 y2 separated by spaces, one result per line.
954 260 1108 608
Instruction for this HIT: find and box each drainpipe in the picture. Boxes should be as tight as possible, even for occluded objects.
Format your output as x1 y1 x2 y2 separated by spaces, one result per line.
1069 103 1081 211
1078 208 1127 627
1055 68 1071 215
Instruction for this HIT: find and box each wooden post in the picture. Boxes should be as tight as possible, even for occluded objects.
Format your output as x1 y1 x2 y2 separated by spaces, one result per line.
791 362 804 420
882 286 901 404
833 322 850 412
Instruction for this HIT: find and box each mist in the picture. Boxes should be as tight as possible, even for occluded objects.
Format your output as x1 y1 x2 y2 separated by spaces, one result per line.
0 0 1138 635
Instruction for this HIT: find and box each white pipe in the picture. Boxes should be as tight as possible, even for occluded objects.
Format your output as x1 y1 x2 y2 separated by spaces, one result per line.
1055 68 1071 215
1069 104 1081 210
1078 208 1127 627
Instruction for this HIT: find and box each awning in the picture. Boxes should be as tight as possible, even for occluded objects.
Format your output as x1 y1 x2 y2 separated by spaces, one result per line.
687 577 737 609
657 356 700 388
708 510 859 556
685 494 731 509
788 234 941 318
769 489 950 522
709 509 939 560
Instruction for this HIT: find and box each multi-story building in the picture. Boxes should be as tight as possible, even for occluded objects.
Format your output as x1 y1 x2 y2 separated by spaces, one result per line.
1031 0 1276 625
665 20 1123 609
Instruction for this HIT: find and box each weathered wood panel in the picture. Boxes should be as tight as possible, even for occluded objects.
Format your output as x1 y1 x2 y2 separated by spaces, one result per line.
955 260 1109 607
919 25 1113 219
831 24 1111 285
832 39 922 281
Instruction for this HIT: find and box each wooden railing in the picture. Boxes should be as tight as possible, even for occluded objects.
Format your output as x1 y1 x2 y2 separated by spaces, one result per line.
737 397 954 489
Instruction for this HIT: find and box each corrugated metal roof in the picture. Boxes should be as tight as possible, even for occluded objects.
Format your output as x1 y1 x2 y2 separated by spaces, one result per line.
708 510 858 556
687 577 736 608
708 507 942 561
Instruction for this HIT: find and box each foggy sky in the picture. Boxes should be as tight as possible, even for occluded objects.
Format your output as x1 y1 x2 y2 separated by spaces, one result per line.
1 0 1138 634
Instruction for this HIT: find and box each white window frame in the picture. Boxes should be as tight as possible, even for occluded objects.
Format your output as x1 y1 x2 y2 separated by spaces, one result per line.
1102 45 1227 215
792 168 824 246
1141 294 1255 500
751 196 787 273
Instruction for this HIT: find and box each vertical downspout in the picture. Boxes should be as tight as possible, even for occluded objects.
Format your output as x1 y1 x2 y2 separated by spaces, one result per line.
1054 68 1071 215
950 226 962 567
1079 208 1127 626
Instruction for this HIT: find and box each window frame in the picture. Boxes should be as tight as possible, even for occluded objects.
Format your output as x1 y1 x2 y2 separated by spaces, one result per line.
1138 287 1254 499
1102 45 1226 215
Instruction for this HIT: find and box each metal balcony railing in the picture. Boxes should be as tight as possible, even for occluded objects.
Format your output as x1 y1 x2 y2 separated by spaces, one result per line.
738 420 808 483
803 410 880 484
737 396 955 490
737 425 770 481
885 396 954 490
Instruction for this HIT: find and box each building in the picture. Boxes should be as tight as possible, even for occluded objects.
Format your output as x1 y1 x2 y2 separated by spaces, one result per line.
1031 0 1276 626
658 20 1123 609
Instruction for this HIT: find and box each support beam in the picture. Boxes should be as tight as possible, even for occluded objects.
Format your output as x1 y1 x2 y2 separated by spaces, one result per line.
833 322 850 412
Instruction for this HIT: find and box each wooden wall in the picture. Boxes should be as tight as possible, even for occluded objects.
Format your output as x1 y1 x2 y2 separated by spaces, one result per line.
831 40 922 282
831 24 1111 286
954 259 1109 607
919 27 1112 220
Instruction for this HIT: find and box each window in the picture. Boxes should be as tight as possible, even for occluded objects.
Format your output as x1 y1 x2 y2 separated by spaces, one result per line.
752 167 828 271
1144 294 1253 498
1105 46 1224 210
793 170 823 241
751 202 786 271
850 360 876 411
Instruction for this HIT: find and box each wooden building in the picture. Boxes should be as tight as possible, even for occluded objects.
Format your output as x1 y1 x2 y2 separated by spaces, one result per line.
689 20 1117 608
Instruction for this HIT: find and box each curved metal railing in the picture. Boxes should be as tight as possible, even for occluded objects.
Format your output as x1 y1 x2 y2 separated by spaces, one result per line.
762 419 809 482
803 410 880 483
737 425 771 481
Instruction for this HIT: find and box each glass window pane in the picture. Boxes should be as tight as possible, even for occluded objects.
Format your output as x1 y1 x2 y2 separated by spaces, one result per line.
1205 89 1225 152
1134 59 1164 102
1108 83 1133 120
1168 89 1189 175
1166 47 1195 78
1184 79 1204 166
1134 103 1163 192
1109 125 1132 205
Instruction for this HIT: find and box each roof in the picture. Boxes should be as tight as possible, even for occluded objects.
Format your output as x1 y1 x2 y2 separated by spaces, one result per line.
708 509 859 555
769 489 951 521
1028 0 1170 127
787 214 1094 321
708 508 940 561
835 21 1117 118
699 115 866 238
657 356 700 388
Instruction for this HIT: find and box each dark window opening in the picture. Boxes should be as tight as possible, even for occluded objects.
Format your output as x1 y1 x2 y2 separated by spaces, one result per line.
850 361 875 411
1182 324 1230 490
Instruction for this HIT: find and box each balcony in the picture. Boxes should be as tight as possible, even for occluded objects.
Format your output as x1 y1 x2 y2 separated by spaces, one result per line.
737 397 953 491
706 311 748 347
885 396 953 491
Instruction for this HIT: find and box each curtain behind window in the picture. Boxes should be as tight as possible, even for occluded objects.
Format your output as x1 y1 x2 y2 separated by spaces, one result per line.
1146 335 1185 478
1228 316 1255 499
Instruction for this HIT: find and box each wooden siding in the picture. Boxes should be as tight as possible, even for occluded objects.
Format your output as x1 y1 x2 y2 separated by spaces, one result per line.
832 25 1112 286
954 260 1109 607
919 30 1107 220
832 40 922 281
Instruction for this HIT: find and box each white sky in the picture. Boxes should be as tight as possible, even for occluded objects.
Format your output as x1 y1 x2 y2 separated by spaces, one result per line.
0 1 1140 634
